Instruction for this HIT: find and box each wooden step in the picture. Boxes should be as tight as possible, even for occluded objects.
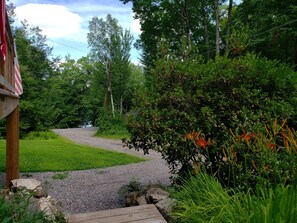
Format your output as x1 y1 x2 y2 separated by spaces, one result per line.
67 204 167 223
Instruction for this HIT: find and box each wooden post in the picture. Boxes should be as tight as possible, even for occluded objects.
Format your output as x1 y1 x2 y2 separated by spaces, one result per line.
6 105 19 188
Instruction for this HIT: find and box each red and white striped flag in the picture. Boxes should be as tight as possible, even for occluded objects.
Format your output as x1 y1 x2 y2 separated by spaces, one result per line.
0 0 6 62
14 43 22 96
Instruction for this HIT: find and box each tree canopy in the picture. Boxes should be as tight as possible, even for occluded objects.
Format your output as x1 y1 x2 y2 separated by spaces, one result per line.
1 0 296 139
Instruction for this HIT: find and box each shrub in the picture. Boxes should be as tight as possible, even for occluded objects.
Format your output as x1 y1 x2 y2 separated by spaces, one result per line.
24 131 58 140
0 190 66 222
96 108 129 136
125 53 297 180
184 120 297 191
118 178 143 195
171 173 297 223
220 120 297 191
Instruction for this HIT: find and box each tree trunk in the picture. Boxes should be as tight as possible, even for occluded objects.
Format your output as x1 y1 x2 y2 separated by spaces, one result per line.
104 62 110 109
202 1 210 60
225 0 233 56
110 87 115 117
120 95 123 115
294 36 297 67
214 0 220 56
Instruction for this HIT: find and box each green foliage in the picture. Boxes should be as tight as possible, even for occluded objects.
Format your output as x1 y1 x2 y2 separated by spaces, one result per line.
118 178 143 195
50 56 95 128
88 14 134 114
121 0 217 66
247 185 297 223
171 173 297 223
14 22 57 134
0 190 66 223
184 120 297 191
24 131 58 140
234 0 297 65
219 120 297 191
0 138 145 172
125 53 297 181
171 173 249 223
96 108 129 136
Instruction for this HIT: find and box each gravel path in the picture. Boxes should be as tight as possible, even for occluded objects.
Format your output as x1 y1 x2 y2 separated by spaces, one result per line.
22 128 171 214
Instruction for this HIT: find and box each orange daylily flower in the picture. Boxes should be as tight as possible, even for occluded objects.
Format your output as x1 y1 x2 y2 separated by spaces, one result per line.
196 138 209 149
239 131 255 142
267 143 276 151
185 133 194 140
185 131 201 141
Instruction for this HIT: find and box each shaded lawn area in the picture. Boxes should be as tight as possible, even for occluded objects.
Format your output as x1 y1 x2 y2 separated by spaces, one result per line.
0 138 145 172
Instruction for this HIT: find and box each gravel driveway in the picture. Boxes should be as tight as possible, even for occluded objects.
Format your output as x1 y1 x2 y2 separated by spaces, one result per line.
23 128 171 214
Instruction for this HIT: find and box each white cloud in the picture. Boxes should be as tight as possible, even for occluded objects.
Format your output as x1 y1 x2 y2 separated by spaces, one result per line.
131 13 141 35
68 4 131 14
13 1 141 62
15 3 85 41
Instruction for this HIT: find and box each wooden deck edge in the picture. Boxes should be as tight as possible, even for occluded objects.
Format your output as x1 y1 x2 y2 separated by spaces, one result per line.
68 204 167 223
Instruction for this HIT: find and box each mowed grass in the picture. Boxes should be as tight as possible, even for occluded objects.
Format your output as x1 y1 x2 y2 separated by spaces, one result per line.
0 137 145 172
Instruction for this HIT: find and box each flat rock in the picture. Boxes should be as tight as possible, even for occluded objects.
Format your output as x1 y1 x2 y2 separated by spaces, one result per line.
137 196 147 205
10 179 47 198
146 187 170 203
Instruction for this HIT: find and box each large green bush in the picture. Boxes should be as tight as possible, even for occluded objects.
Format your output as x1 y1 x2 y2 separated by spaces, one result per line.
125 53 297 181
96 108 129 136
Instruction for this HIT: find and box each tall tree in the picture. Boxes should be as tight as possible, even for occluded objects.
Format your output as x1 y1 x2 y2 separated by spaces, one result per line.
234 0 297 65
50 56 93 128
214 0 220 56
121 0 218 65
87 14 133 116
224 0 233 55
14 21 57 133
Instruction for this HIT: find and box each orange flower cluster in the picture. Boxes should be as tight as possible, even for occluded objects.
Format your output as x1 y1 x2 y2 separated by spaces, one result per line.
185 131 211 149
238 131 256 142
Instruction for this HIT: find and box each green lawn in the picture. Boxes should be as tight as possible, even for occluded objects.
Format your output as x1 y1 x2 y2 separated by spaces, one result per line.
0 137 145 172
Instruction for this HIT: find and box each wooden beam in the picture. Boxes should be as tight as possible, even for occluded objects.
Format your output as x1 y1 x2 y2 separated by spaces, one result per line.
6 106 19 188
0 75 15 93
0 95 19 119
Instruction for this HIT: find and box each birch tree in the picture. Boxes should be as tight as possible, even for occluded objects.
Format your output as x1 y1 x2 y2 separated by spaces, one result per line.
87 14 133 116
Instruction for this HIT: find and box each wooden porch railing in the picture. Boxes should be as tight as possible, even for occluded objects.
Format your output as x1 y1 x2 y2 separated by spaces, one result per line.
0 12 20 188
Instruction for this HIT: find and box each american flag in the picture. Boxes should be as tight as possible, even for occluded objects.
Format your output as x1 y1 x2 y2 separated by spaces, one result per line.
14 43 22 96
0 0 6 61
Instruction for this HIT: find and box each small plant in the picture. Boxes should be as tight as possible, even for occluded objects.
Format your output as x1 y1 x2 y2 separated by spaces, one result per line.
52 172 69 180
0 189 67 222
118 178 143 195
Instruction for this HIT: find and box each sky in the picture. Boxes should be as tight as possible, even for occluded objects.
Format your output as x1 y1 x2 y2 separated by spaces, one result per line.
11 0 141 63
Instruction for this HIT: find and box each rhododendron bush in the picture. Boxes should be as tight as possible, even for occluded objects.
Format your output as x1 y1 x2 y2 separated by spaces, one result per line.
125 53 297 189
